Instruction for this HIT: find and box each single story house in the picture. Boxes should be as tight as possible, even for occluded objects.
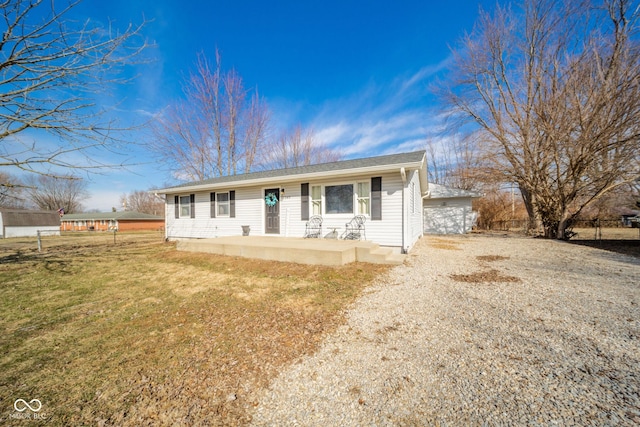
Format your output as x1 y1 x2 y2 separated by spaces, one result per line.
60 211 165 232
423 183 482 234
0 209 61 239
156 150 429 253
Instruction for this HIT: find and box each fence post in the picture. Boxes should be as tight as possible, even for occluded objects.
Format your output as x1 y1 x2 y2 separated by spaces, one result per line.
37 230 42 252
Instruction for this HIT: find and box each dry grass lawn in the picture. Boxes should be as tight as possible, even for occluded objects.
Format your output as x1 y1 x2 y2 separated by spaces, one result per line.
0 232 389 425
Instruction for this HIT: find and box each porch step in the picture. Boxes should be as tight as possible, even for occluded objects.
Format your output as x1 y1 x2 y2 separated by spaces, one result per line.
176 236 405 266
355 243 406 265
177 237 357 266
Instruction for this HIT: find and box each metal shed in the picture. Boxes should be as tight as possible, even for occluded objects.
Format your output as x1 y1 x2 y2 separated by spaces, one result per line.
0 209 61 239
423 184 481 234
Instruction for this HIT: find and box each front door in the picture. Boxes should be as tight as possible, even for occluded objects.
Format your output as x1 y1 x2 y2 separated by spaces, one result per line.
264 188 280 234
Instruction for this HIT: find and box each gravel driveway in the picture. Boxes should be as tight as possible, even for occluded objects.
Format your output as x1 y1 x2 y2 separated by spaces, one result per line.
250 234 640 426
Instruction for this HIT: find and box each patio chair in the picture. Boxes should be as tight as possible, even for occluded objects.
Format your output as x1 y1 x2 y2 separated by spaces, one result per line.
342 215 366 240
304 215 323 238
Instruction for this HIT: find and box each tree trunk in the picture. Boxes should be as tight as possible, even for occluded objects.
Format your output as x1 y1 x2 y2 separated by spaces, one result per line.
519 185 540 234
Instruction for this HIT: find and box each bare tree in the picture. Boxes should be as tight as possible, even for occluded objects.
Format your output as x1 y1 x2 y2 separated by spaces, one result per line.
474 186 528 230
120 189 164 216
259 125 342 170
0 0 148 181
150 51 270 181
425 133 483 191
0 172 25 208
441 0 640 239
25 174 88 213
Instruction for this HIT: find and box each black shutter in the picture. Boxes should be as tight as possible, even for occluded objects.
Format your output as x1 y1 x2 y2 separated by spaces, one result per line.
210 192 216 218
174 195 179 219
371 177 382 220
230 191 236 218
301 183 309 220
190 194 195 218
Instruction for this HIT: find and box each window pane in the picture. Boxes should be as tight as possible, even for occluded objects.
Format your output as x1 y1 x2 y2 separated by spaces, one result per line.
218 203 229 216
180 195 190 217
311 185 321 200
325 184 353 214
357 182 370 215
217 192 229 216
312 201 322 215
358 182 369 196
358 198 370 215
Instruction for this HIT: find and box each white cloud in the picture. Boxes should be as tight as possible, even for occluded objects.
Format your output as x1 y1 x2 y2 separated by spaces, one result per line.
303 62 451 159
398 57 452 94
314 122 351 147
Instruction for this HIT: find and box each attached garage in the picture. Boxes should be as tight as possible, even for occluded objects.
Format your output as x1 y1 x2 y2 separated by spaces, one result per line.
423 184 481 235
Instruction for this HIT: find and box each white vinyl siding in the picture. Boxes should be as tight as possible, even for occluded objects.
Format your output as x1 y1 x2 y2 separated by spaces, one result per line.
407 170 423 249
164 171 410 249
167 189 261 239
410 182 416 214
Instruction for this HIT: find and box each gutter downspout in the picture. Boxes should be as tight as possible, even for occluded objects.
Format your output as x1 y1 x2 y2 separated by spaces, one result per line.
400 167 407 254
422 189 431 238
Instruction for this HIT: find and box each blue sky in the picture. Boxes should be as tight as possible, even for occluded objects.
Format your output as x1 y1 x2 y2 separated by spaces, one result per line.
57 0 496 211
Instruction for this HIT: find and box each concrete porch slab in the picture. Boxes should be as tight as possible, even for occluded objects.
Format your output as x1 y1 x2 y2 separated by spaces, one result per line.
176 236 405 266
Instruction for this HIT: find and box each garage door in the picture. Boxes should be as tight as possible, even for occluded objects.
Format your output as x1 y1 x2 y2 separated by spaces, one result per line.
424 205 477 235
424 206 465 234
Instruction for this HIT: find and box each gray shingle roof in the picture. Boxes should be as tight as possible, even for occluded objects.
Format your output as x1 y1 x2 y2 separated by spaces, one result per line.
0 210 61 226
157 150 426 192
427 183 482 199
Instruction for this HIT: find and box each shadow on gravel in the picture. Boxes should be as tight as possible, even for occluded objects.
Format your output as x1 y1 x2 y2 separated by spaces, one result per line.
568 239 640 258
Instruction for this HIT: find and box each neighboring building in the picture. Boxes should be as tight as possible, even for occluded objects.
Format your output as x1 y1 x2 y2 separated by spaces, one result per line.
619 209 640 227
0 209 61 239
60 211 164 232
423 183 481 234
156 151 431 253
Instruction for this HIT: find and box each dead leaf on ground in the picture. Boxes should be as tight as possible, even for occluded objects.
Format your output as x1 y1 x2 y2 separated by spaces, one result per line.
450 269 521 283
476 255 510 262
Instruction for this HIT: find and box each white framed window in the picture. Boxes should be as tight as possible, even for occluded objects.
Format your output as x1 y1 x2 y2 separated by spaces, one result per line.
311 185 322 215
179 195 191 218
357 181 370 215
217 192 230 217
